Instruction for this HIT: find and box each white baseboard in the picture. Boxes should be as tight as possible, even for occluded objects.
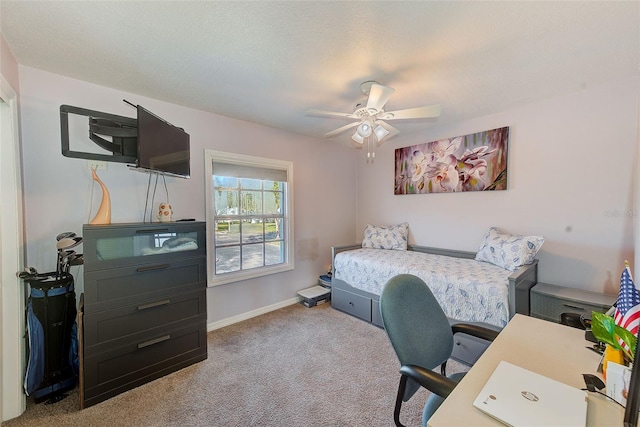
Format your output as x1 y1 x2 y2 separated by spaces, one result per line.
206 297 301 332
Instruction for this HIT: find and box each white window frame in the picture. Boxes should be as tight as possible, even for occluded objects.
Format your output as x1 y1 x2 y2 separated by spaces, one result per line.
205 149 294 286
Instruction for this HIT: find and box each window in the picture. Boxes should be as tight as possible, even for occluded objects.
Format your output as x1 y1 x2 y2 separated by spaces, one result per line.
153 232 178 248
205 150 294 286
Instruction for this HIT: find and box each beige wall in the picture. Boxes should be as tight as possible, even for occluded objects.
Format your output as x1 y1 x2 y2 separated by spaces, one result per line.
17 66 358 324
356 76 639 294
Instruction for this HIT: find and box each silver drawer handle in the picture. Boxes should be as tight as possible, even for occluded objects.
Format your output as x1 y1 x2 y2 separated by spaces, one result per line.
137 299 171 311
562 304 585 311
136 263 170 272
137 334 171 349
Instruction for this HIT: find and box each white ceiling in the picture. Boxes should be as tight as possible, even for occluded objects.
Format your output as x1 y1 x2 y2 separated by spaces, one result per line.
1 1 639 143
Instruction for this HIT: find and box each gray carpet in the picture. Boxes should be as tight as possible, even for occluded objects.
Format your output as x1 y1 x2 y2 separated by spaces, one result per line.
2 302 468 427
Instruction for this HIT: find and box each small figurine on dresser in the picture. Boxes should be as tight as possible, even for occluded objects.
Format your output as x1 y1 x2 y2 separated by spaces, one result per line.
157 202 173 222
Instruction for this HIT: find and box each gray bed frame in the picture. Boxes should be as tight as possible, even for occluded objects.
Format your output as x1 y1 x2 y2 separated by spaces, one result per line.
331 243 538 328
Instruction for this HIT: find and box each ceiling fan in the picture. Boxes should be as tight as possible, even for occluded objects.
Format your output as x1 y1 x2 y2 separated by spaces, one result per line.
307 81 441 160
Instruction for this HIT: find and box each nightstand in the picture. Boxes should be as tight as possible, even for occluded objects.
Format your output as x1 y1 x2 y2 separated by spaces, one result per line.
530 282 616 323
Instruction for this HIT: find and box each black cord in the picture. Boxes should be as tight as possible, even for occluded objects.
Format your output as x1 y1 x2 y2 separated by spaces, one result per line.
162 173 169 203
144 171 152 223
582 388 626 408
150 172 159 223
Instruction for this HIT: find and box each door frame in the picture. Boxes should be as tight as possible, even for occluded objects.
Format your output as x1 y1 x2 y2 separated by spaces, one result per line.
1 74 27 421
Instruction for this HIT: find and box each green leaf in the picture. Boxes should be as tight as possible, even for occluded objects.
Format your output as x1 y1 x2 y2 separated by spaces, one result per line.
614 325 637 361
591 312 621 349
591 312 638 362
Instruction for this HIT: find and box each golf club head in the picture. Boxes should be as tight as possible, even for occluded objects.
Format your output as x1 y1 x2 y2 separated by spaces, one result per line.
56 236 83 251
58 249 75 275
63 253 84 273
61 251 77 263
68 254 84 265
17 268 38 279
56 231 76 241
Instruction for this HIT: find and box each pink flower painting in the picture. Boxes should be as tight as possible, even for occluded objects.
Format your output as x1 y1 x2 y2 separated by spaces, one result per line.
394 127 509 195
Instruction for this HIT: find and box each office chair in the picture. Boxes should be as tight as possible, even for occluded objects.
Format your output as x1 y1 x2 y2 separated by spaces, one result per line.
380 274 500 427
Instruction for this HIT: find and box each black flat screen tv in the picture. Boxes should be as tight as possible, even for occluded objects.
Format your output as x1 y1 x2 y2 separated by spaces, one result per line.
136 105 190 178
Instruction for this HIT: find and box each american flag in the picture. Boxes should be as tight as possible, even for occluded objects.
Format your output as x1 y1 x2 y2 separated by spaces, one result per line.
614 264 640 350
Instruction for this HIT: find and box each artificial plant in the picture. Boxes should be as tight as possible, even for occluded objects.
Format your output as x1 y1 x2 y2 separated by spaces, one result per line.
591 311 637 362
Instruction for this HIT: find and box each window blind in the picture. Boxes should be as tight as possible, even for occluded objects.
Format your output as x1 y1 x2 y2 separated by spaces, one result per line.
212 162 287 182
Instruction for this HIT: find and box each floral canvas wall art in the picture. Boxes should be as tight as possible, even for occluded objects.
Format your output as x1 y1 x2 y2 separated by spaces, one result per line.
394 126 509 195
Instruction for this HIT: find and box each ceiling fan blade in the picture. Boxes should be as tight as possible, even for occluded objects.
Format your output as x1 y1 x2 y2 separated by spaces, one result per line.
324 121 359 138
366 84 395 112
383 104 441 120
307 109 356 119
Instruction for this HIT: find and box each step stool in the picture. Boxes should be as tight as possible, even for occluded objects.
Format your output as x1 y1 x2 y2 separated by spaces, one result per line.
297 285 331 308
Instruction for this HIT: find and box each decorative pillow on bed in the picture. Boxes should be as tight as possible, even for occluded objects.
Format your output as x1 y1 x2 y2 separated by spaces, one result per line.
362 223 409 250
475 227 544 271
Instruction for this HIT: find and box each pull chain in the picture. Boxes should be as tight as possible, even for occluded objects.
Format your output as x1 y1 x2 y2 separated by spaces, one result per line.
366 136 376 163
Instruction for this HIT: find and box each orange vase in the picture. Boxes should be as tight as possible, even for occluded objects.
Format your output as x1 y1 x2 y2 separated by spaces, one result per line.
89 168 111 225
602 345 625 380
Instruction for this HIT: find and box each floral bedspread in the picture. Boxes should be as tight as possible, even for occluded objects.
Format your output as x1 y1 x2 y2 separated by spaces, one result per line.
334 248 511 327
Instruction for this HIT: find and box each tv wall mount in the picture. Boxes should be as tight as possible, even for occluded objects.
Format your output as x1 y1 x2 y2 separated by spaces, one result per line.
60 104 138 163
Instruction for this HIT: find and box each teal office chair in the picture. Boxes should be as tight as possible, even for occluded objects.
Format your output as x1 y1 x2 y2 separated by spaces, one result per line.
380 274 500 427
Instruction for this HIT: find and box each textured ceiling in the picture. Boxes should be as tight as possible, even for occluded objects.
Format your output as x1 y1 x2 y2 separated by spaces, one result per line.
1 1 639 143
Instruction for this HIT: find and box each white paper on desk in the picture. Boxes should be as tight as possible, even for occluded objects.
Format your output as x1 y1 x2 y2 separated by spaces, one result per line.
606 361 632 406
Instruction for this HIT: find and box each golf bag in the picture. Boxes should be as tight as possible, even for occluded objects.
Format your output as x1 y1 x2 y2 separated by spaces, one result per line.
23 272 78 403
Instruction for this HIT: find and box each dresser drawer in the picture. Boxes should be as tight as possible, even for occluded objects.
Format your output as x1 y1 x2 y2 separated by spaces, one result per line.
332 287 371 322
83 289 206 348
451 333 491 366
531 295 606 322
83 323 207 405
83 222 206 270
84 257 206 312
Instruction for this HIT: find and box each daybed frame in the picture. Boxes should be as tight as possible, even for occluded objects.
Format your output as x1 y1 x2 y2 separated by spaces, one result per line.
331 244 538 328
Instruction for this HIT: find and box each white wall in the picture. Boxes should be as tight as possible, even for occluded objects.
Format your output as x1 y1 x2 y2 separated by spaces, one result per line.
356 77 639 294
18 66 358 324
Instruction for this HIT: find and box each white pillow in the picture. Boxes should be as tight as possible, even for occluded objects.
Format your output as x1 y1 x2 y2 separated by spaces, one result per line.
475 227 544 271
362 223 409 250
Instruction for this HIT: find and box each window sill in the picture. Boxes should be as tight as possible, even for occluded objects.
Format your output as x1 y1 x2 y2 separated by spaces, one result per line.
208 263 294 286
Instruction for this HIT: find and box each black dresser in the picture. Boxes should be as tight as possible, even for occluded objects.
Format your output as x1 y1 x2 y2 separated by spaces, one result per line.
81 222 208 408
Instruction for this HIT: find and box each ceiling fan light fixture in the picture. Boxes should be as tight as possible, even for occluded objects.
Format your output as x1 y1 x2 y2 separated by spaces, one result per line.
308 81 441 162
356 121 372 138
351 131 365 145
373 124 390 142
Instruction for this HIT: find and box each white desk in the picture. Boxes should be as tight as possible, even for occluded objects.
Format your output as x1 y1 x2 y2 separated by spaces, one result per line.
428 314 630 426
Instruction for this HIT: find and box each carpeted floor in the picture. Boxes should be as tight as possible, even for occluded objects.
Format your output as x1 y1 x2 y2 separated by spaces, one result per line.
2 302 468 427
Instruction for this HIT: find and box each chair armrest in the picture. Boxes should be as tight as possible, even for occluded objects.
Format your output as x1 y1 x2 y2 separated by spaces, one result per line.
451 323 500 342
399 364 458 398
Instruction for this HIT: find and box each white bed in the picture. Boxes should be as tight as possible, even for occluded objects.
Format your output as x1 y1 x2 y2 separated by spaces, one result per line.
330 244 538 329
334 248 513 327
